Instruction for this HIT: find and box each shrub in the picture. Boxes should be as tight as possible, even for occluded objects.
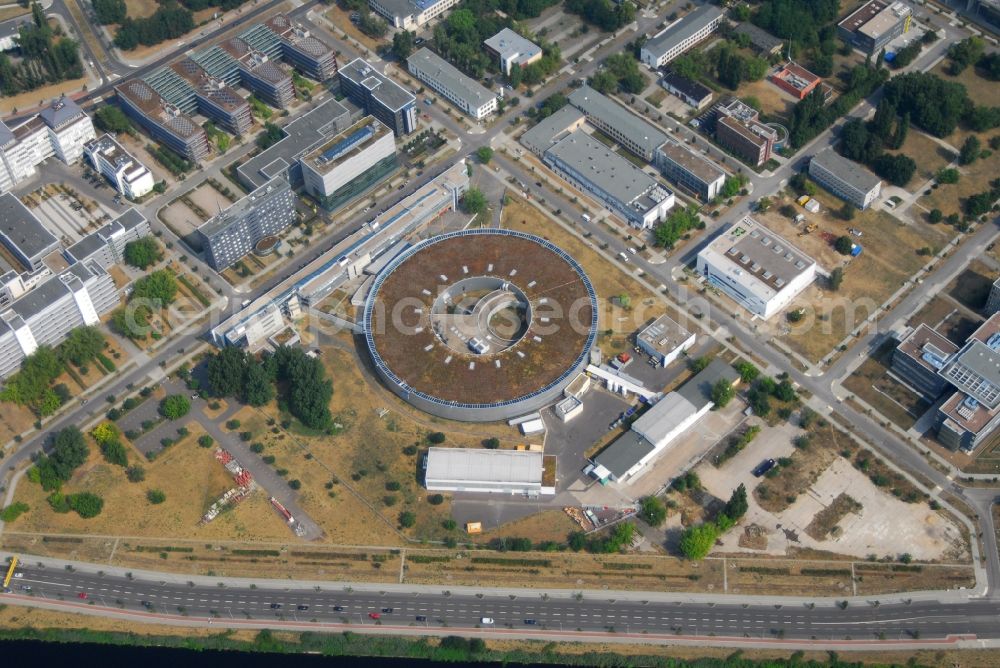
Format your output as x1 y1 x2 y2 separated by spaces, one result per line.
428 494 444 505
399 511 416 528
159 394 191 420
198 435 214 448
126 465 146 482
385 481 401 491
288 479 302 490
0 502 30 522
250 443 265 453
427 432 446 444
147 489 166 504
226 419 241 430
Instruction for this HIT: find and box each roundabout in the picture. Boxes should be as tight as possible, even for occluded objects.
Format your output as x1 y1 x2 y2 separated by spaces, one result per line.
362 229 598 422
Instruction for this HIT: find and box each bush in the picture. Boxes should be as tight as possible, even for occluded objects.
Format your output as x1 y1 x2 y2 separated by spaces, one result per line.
0 502 30 522
482 437 500 449
250 442 265 453
198 435 214 448
68 492 104 518
159 394 190 420
226 419 241 430
147 489 166 504
428 494 444 505
385 481 401 491
288 479 302 490
100 440 128 467
639 496 667 527
399 511 416 528
427 431 446 444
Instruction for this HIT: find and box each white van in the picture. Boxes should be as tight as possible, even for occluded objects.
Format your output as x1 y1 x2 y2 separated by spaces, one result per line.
481 617 495 625
581 213 591 222
627 247 638 255
618 252 629 262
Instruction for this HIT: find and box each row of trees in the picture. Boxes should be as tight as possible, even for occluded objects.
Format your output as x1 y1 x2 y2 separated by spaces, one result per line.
838 106 916 188
29 426 89 492
881 72 998 137
653 205 705 249
0 3 83 97
564 0 634 33
207 345 334 430
589 53 646 95
678 484 749 560
92 0 126 25
114 2 194 51
788 63 888 149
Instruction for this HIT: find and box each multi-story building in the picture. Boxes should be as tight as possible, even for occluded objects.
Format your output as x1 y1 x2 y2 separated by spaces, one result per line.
986 277 1000 316
0 259 119 379
368 0 461 30
891 323 960 399
518 105 585 156
935 315 1000 451
696 216 817 319
265 14 338 81
0 96 95 193
837 0 912 55
484 28 542 75
659 70 713 110
543 130 674 230
715 115 775 167
0 193 61 273
216 38 295 109
568 85 667 162
640 4 724 68
408 48 497 120
115 80 210 162
808 147 882 210
236 98 355 191
300 117 398 210
338 58 417 136
198 176 297 270
84 134 155 201
636 315 696 368
65 209 151 269
144 58 255 136
655 139 726 201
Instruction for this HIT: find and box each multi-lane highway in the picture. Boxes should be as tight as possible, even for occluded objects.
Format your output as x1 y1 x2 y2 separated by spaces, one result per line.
4 561 999 646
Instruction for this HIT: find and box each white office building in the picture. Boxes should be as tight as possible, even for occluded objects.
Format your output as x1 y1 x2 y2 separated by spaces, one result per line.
0 96 95 193
368 0 461 29
543 130 674 230
65 209 152 269
84 134 155 200
640 5 724 68
636 315 696 367
300 116 398 210
0 260 119 379
808 147 882 210
696 217 817 319
408 48 497 120
484 28 542 75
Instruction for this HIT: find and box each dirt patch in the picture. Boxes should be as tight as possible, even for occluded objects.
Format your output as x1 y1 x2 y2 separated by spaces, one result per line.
883 129 955 188
186 183 235 216
918 139 1000 218
804 493 862 541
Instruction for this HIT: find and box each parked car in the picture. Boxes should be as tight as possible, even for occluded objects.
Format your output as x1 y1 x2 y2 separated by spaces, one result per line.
297 604 309 610
381 607 394 613
481 617 495 625
270 603 282 609
523 619 537 625
752 458 776 477
415 615 427 622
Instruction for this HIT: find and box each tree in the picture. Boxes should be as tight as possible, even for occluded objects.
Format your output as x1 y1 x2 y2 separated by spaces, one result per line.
639 496 667 527
653 204 702 249
427 432 446 444
721 175 746 198
271 346 333 429
126 465 146 482
483 437 500 449
723 484 748 521
882 72 970 138
100 439 128 467
159 394 191 420
67 492 103 518
936 168 960 184
146 489 166 504
92 0 126 24
734 361 759 384
93 105 132 133
959 135 981 165
391 30 415 60
242 362 274 406
871 153 916 186
198 435 214 448
948 36 985 74
460 188 487 215
679 523 718 560
829 267 844 291
114 5 195 51
257 121 284 150
711 378 735 409
774 379 797 402
60 326 104 366
357 11 387 38
399 511 416 528
33 426 89 491
834 235 853 255
476 147 494 164
207 346 248 397
838 202 856 221
132 269 178 305
928 208 943 224
756 196 772 212
0 502 30 523
123 237 161 269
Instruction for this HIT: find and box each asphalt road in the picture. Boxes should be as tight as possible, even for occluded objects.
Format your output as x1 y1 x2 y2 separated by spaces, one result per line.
4 562 999 643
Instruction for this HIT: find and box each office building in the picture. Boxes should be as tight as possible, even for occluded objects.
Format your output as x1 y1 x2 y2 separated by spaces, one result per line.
0 260 118 379
659 70 713 109
84 134 155 201
715 115 775 167
518 105 585 155
543 130 674 230
568 85 667 162
368 0 461 29
338 58 417 136
65 209 151 269
640 4 724 68
590 359 738 483
0 96 95 193
265 14 338 81
838 0 912 55
655 139 726 201
237 98 354 190
733 22 783 55
198 176 297 270
484 28 542 75
408 48 497 120
636 315 696 367
696 216 817 319
0 193 60 273
215 39 295 109
157 58 254 135
115 80 209 162
934 315 1000 450
891 324 960 399
769 62 822 100
809 147 882 210
300 116 398 210
424 448 555 495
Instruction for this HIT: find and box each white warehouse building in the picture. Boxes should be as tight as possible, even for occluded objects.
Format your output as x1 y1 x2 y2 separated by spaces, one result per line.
84 134 155 200
425 447 555 495
696 217 817 319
